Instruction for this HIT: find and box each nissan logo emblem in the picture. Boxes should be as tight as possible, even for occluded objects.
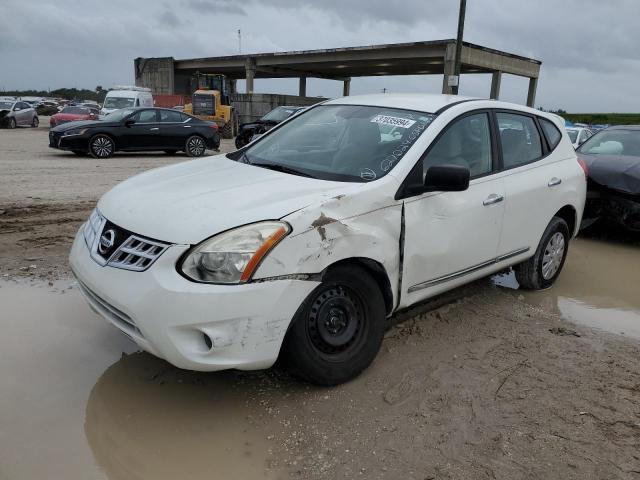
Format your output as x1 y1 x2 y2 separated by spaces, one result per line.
98 229 116 254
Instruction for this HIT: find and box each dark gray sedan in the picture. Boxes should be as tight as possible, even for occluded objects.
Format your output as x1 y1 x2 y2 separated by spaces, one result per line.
0 100 39 128
578 125 640 231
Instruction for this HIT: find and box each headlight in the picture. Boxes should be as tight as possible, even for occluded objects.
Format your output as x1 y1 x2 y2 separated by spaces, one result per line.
180 221 290 284
64 128 89 136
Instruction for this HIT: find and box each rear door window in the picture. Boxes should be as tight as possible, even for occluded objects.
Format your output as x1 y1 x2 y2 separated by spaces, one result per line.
497 112 543 168
159 110 184 123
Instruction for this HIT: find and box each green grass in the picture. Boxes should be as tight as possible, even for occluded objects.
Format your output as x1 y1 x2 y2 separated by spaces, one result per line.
563 113 640 126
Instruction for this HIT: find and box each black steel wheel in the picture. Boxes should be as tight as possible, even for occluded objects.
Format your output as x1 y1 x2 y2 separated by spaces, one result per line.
282 264 386 385
89 134 114 159
185 135 206 157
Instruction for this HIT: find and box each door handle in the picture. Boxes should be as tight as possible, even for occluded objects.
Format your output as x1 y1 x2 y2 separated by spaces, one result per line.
548 177 562 187
183 125 192 128
149 127 159 131
483 194 504 206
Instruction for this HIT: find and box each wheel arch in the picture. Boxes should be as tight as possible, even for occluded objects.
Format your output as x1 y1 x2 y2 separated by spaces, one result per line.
322 257 394 316
553 204 578 237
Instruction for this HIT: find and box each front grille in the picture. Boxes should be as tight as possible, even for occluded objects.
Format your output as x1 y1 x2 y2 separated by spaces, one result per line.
76 278 143 338
83 209 169 272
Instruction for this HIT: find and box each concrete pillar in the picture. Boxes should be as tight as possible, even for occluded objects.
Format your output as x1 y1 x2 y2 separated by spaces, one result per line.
343 78 351 96
490 71 502 100
230 79 237 95
526 77 538 107
441 43 456 95
299 76 307 97
245 57 256 94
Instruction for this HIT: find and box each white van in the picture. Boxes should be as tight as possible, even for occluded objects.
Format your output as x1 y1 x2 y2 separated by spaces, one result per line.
101 86 153 116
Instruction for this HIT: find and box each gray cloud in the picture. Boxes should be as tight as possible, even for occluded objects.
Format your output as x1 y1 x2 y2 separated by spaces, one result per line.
1 0 639 112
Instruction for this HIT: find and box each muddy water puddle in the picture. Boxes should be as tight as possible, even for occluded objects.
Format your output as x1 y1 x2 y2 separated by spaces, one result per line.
493 236 640 339
0 280 286 479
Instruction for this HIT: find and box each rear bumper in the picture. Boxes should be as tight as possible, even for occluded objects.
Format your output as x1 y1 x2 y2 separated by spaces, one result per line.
69 228 318 371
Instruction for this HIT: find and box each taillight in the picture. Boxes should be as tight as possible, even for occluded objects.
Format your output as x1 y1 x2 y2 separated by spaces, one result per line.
577 157 588 179
209 123 218 131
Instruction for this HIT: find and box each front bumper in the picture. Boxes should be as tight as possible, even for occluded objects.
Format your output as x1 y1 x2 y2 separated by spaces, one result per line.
49 131 89 151
585 189 640 231
69 228 319 371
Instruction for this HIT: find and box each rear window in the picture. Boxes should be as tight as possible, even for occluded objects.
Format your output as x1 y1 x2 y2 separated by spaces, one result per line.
539 118 562 149
62 107 89 115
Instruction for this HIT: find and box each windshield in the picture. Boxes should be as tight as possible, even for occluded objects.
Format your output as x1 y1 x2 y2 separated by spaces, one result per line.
104 109 134 122
261 107 298 123
103 97 135 109
62 106 90 115
578 129 640 156
566 130 579 142
240 105 434 182
0 101 13 110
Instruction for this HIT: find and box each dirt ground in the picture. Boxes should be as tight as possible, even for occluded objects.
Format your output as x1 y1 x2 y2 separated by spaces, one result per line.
1 122 640 479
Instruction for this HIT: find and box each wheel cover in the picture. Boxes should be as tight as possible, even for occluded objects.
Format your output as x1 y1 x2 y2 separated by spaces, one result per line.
308 285 364 355
188 137 205 156
542 232 565 280
92 136 113 158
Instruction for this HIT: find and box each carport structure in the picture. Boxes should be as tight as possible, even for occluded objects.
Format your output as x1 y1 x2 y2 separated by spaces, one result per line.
135 39 541 106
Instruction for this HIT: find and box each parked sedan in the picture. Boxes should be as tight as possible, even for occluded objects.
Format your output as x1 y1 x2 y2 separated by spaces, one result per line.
50 106 99 127
235 106 305 148
577 126 640 231
70 94 586 385
0 100 39 128
565 126 593 149
49 107 220 158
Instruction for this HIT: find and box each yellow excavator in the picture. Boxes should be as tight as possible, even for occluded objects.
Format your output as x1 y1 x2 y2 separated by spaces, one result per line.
184 73 237 139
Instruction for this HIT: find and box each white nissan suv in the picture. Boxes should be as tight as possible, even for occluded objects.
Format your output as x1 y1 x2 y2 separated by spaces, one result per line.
70 94 586 385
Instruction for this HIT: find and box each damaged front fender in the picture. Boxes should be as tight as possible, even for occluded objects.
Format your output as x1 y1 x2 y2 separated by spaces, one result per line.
254 193 403 309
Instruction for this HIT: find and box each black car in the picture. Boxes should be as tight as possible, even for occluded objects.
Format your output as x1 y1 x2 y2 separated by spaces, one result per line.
49 107 220 158
577 125 640 231
235 106 305 149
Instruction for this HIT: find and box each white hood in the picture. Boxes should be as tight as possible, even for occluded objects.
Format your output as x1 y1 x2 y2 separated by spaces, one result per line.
98 155 349 244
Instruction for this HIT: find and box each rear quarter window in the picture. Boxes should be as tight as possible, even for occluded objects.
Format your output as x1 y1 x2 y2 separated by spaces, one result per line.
539 118 562 150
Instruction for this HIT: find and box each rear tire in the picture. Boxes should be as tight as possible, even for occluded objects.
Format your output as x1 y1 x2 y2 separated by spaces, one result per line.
515 217 570 290
89 134 114 159
221 121 233 139
282 265 386 385
185 135 206 157
31 116 39 128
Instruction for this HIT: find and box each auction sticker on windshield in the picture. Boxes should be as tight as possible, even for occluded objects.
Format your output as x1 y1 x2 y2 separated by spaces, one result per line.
370 115 416 129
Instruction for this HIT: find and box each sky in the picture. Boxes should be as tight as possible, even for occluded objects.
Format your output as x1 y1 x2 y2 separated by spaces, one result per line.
1 0 639 112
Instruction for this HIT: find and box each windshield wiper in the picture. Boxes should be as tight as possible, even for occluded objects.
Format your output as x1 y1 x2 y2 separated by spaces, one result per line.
249 161 317 178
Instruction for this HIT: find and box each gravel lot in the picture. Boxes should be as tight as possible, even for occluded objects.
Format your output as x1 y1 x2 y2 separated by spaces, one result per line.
1 120 639 479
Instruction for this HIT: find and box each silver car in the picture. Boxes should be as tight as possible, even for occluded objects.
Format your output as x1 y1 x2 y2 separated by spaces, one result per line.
0 100 39 128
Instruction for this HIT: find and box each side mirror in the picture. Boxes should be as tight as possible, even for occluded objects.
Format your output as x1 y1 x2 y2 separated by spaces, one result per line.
423 165 470 193
124 119 135 128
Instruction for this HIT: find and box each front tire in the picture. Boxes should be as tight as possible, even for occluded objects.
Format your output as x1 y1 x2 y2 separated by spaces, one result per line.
8 118 16 129
185 135 206 157
72 150 87 156
31 116 39 128
515 217 570 290
282 265 386 385
164 150 177 155
89 134 115 159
